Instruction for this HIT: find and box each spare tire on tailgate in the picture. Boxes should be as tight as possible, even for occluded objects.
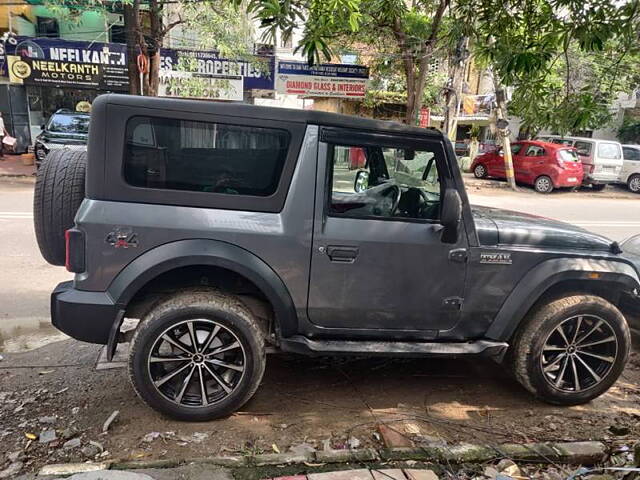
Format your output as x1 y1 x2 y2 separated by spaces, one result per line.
34 149 87 266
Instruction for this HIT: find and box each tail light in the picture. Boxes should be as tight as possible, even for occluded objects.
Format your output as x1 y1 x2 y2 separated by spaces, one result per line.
65 228 85 273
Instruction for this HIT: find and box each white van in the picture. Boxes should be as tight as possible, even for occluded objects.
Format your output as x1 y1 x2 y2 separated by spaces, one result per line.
536 135 624 191
621 144 640 193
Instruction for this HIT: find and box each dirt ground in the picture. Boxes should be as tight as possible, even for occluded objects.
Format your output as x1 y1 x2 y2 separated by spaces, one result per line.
1 337 639 475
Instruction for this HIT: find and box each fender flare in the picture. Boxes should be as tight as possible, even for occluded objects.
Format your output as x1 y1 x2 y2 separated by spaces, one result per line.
485 257 640 341
107 238 299 337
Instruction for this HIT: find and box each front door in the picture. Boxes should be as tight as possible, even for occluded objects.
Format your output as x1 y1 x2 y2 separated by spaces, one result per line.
307 130 468 334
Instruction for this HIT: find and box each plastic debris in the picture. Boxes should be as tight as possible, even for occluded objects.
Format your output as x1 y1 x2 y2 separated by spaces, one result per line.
102 410 120 433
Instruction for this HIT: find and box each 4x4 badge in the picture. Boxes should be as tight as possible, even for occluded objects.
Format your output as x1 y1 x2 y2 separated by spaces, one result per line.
106 227 138 249
480 252 512 265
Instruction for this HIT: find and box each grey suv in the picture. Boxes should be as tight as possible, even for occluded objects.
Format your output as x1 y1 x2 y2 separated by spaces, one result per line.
34 94 640 421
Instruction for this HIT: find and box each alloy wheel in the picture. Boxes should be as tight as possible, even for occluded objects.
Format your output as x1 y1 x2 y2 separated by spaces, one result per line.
540 315 618 393
535 176 552 193
629 176 640 193
147 319 246 407
474 165 486 178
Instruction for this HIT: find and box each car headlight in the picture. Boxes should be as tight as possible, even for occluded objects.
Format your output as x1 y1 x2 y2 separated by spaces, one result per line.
622 234 640 257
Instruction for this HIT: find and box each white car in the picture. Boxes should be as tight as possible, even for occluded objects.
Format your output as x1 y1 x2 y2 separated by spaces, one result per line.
621 144 640 193
536 135 624 191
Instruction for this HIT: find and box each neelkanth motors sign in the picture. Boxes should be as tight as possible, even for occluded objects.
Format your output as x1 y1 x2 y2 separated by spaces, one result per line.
7 55 128 90
158 71 243 101
276 61 369 98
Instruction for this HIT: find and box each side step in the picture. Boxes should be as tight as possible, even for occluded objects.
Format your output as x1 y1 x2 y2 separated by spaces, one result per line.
280 336 508 358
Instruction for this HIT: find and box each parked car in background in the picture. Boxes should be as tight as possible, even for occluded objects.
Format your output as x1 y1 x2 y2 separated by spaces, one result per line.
34 109 89 168
620 145 640 193
471 140 583 193
536 135 623 191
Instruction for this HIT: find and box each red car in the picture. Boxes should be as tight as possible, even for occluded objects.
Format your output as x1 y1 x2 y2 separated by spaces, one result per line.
470 140 584 193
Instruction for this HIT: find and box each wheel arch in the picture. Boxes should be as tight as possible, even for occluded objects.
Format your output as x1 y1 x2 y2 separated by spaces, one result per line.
485 257 640 342
108 239 298 340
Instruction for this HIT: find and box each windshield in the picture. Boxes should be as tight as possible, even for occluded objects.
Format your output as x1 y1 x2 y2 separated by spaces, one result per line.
47 113 90 134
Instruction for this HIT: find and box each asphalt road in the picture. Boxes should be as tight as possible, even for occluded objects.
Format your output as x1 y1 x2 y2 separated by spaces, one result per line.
0 178 639 353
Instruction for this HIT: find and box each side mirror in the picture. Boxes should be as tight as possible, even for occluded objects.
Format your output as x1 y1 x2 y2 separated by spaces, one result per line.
441 188 462 244
354 170 369 193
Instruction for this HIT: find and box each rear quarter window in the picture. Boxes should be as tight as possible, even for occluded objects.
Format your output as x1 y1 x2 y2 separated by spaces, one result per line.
623 146 640 161
123 116 290 197
597 142 622 160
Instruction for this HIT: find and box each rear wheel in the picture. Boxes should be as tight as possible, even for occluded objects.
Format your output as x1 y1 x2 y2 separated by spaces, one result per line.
591 183 607 192
627 174 640 193
510 295 630 405
33 149 87 266
534 175 554 194
128 289 266 421
474 164 488 179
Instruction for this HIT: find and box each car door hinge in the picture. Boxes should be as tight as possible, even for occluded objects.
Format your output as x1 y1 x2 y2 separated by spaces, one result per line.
443 296 463 310
449 248 468 263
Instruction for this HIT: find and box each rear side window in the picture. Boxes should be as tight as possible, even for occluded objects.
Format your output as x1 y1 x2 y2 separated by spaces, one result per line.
123 116 290 196
623 147 640 161
597 142 621 160
573 141 592 156
525 145 545 156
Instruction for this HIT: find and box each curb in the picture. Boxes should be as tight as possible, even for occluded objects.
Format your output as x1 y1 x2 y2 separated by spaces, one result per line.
102 441 606 472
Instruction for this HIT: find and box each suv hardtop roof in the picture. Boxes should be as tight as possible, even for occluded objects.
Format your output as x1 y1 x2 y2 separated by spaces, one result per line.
96 94 444 140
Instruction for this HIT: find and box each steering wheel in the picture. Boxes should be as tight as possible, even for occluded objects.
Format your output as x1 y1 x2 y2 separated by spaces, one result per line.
383 184 402 215
417 188 440 219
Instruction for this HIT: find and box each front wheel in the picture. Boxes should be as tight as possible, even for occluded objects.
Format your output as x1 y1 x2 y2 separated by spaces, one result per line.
128 289 266 421
534 175 554 194
510 295 630 405
627 174 640 193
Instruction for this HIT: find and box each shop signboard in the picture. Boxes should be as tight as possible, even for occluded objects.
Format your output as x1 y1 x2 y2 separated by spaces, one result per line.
275 61 369 98
7 55 129 91
158 71 243 101
0 36 275 92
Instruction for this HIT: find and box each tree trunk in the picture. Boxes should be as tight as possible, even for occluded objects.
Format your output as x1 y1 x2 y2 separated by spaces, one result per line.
146 0 163 97
492 74 517 191
443 37 468 140
148 51 161 96
124 4 140 95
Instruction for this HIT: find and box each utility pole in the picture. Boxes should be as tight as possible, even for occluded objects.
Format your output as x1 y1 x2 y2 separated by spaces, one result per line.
492 73 517 191
443 37 469 141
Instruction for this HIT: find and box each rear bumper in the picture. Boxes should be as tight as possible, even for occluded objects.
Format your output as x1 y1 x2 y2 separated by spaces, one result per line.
51 281 119 344
586 172 620 184
553 169 583 187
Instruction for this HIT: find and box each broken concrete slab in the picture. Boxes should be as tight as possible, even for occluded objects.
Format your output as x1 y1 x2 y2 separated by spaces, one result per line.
404 470 439 480
38 463 110 476
378 424 414 448
308 469 374 480
371 469 407 480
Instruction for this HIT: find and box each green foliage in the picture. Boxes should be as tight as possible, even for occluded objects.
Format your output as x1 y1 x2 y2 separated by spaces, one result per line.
619 120 640 144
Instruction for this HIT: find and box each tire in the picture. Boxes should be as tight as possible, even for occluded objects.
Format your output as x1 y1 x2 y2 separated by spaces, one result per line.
627 174 640 194
591 183 607 192
510 295 630 405
534 175 554 194
474 164 488 179
33 149 87 266
128 289 266 421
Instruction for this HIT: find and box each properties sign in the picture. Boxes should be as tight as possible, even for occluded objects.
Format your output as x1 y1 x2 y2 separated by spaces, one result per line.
275 61 369 98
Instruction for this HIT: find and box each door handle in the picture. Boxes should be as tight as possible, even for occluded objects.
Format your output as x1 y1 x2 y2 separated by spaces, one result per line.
326 245 359 263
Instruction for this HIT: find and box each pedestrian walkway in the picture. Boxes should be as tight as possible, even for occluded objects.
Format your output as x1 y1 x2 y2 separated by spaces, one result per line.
0 154 36 177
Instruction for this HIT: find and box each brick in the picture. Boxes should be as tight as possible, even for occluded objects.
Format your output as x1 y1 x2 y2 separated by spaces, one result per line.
371 469 407 480
404 470 439 480
378 425 414 448
308 469 374 480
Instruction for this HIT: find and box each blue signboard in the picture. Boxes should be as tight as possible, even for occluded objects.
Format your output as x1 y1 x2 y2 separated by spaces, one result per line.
0 36 275 91
277 61 369 79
